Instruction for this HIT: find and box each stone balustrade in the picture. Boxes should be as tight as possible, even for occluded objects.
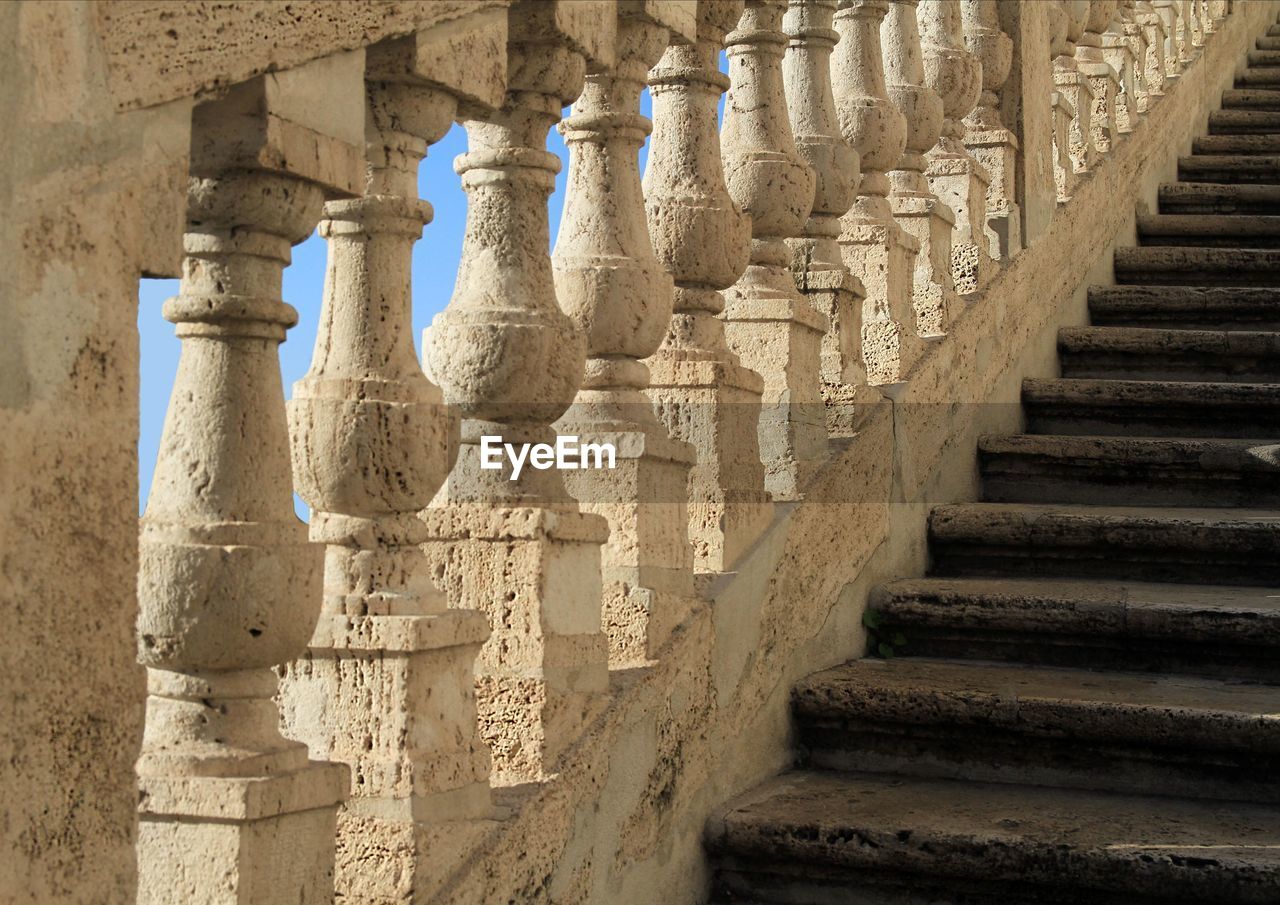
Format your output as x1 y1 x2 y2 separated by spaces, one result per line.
116 0 1240 899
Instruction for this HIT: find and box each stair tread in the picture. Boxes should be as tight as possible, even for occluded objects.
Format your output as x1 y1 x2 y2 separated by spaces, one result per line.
711 771 1280 894
1059 324 1280 356
795 657 1280 731
1139 212 1280 238
931 500 1280 528
1088 285 1280 329
874 575 1280 622
1194 134 1280 153
1025 375 1280 404
979 432 1280 467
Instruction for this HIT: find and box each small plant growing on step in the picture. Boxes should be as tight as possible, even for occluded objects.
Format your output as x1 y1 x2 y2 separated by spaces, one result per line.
862 609 908 659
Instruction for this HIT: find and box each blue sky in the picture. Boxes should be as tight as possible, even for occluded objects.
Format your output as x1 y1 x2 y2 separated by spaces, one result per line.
139 72 727 518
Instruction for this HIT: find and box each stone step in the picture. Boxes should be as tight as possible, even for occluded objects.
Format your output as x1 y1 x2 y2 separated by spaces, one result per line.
792 658 1280 802
1115 246 1280 286
1259 36 1280 51
1223 88 1280 110
1208 108 1280 134
1089 285 1280 330
1138 212 1280 247
1057 325 1280 381
1158 181 1280 214
1238 68 1280 87
1179 154 1280 183
1194 133 1280 154
979 434 1280 507
1023 376 1280 437
1248 50 1280 66
928 502 1280 586
869 577 1280 681
708 771 1280 905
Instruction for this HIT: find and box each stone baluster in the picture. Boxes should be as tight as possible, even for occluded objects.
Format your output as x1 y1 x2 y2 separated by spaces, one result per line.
961 0 1022 260
1136 1 1169 100
884 0 955 340
783 0 875 434
1048 2 1080 202
552 3 698 666
135 53 366 903
920 0 992 297
1186 0 1205 50
722 0 826 501
1058 1 1100 174
1206 0 1227 32
644 0 774 573
1106 1 1146 123
833 0 919 387
1077 1 1121 154
276 21 508 902
1153 1 1183 78
421 2 613 785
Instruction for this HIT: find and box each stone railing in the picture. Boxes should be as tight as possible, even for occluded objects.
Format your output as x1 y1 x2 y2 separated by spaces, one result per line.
74 0 1245 901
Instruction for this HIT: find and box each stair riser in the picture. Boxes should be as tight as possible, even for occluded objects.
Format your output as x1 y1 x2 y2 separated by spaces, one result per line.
980 466 1280 508
1058 352 1280 382
1158 186 1280 213
1116 264 1280 287
1025 406 1280 439
929 543 1280 586
798 722 1280 804
1222 90 1280 110
1178 163 1280 184
859 628 1280 683
713 865 1210 905
1139 231 1280 248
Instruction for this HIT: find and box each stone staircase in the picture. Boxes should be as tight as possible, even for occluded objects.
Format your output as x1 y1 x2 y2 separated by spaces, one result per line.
705 23 1280 905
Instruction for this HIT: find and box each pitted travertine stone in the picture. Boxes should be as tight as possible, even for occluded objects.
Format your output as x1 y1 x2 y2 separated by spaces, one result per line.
833 0 922 386
961 0 1022 259
1077 0 1121 154
884 0 957 338
135 56 365 903
783 0 878 435
644 0 775 573
1058 0 1100 174
422 3 612 785
552 3 699 666
920 0 993 297
723 0 828 500
277 31 502 905
1105 1 1144 126
1137 1 1169 100
1154 0 1183 77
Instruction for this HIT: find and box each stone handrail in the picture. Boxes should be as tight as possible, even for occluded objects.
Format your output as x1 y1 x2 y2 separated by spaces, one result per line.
125 0 1245 901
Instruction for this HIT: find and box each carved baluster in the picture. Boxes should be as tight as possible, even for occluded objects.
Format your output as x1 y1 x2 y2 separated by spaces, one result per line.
961 0 1021 259
1186 0 1205 50
1136 1 1169 100
722 0 826 500
833 0 920 387
135 55 366 903
1059 1 1100 173
1107 1 1146 122
1153 1 1183 78
920 0 992 297
552 3 698 666
1077 1 1121 154
644 0 774 573
277 23 508 901
421 3 613 784
783 0 875 435
1048 2 1080 202
884 0 955 339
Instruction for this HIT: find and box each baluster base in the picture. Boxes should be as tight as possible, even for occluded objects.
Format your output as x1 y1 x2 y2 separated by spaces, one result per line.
839 216 923 387
420 505 610 785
